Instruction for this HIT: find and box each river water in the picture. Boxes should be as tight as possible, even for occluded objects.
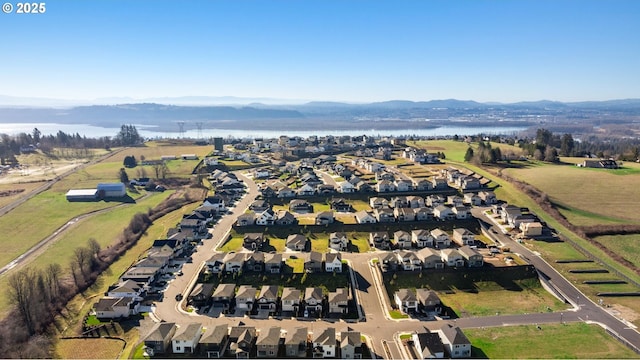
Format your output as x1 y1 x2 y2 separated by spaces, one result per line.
0 122 528 139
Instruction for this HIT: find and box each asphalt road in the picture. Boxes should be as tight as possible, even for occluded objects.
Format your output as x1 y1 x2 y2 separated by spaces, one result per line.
150 176 640 358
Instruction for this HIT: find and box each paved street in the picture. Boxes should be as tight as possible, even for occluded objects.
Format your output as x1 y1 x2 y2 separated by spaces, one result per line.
151 175 640 358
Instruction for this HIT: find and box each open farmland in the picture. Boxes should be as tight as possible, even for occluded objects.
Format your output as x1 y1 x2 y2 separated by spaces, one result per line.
467 323 638 359
503 162 640 226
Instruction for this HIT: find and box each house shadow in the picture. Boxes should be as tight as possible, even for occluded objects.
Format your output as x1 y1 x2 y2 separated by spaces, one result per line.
471 345 489 359
353 270 372 293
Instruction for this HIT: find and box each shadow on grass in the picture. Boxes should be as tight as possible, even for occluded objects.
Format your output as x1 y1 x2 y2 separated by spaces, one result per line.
471 345 489 359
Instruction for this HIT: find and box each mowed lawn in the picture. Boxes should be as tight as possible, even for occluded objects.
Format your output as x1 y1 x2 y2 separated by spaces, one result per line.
467 323 638 359
503 163 640 225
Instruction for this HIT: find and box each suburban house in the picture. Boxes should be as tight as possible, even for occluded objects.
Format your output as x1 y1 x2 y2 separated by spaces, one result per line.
286 234 308 251
93 297 139 319
416 289 442 314
256 327 282 358
312 327 336 358
284 327 309 358
203 195 226 211
397 250 422 271
520 221 543 237
250 200 270 212
458 245 484 267
452 206 470 219
412 329 445 359
478 190 497 204
370 232 391 250
395 207 416 222
144 322 177 356
297 184 316 196
376 180 396 193
431 177 448 189
374 208 396 223
407 195 426 208
330 198 352 212
354 210 377 224
413 179 433 191
441 249 465 267
290 199 314 213
452 228 476 246
329 232 348 251
430 229 451 248
426 195 446 207
236 212 255 226
255 209 276 226
235 285 258 312
393 230 412 249
438 324 471 358
257 285 279 312
433 205 453 220
172 323 203 354
417 247 445 269
265 253 283 274
277 187 296 198
224 252 246 273
188 283 215 307
394 288 418 314
463 192 483 206
305 251 324 273
447 195 464 207
199 324 230 358
380 252 400 272
395 179 413 192
315 211 335 225
325 252 343 272
390 196 409 208
369 197 389 209
281 287 302 313
243 233 265 250
212 283 236 310
414 207 434 221
275 210 297 225
328 288 349 314
227 326 257 359
412 229 434 248
340 331 363 359
338 181 356 193
107 279 146 301
304 287 324 315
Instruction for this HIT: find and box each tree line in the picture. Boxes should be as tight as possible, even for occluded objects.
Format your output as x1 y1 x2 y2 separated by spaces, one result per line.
0 125 143 165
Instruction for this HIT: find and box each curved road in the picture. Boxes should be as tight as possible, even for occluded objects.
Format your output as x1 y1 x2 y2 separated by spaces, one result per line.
151 173 640 358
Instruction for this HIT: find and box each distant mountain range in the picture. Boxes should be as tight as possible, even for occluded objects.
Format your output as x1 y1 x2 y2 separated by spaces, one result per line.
1 96 639 132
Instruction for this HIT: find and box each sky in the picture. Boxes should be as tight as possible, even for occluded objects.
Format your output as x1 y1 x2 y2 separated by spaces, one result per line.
1 0 639 103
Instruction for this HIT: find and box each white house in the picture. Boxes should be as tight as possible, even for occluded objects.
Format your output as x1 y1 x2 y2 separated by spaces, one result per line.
312 327 336 358
171 323 203 354
325 252 343 273
438 324 471 358
338 181 356 193
394 289 418 313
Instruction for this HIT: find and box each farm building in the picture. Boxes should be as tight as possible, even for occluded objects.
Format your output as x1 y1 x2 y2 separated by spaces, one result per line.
65 189 99 201
161 155 177 160
182 154 198 160
97 183 127 197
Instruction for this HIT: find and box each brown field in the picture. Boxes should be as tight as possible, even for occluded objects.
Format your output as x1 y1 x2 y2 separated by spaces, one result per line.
503 163 640 225
56 338 125 359
0 181 44 208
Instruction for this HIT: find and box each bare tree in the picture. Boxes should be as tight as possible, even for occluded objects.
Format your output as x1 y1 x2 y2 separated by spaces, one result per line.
46 263 62 299
8 268 37 335
72 247 91 282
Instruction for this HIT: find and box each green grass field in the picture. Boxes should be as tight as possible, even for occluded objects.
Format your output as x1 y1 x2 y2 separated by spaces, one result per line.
0 191 176 313
467 323 638 359
592 234 640 269
438 280 567 317
503 162 640 225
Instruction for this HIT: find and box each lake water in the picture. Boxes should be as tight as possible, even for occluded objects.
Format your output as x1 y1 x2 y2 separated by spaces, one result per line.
0 122 528 139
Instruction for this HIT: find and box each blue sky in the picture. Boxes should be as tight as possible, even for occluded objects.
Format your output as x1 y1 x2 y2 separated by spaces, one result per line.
1 0 639 103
